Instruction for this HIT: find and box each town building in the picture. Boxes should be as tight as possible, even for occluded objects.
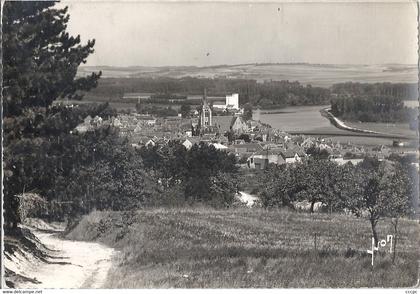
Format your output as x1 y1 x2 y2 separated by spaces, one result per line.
199 89 213 131
226 93 239 110
122 92 152 102
230 116 248 134
229 143 264 156
182 137 202 150
281 149 304 164
247 150 286 169
212 93 240 111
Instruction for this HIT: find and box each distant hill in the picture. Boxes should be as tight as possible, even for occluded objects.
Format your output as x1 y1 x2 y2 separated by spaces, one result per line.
77 63 418 87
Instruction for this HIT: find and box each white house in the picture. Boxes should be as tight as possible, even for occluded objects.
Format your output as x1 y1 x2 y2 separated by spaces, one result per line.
112 118 122 128
145 139 156 147
182 138 201 150
247 150 286 169
210 143 228 150
281 148 305 164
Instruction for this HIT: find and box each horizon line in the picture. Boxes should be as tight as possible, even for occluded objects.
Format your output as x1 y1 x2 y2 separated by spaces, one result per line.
79 62 417 68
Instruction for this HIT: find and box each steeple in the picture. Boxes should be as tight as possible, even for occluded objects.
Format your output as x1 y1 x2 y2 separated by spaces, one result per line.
200 88 212 129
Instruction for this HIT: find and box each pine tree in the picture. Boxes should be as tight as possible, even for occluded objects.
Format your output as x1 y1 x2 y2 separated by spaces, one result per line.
3 1 101 232
3 1 100 117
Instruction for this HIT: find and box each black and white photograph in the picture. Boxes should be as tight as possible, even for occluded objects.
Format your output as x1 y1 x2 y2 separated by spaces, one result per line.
2 0 419 289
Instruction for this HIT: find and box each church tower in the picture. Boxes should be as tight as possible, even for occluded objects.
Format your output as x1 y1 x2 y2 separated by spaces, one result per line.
200 88 212 128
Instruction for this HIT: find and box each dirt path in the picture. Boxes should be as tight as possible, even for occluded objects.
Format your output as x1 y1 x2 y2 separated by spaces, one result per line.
238 191 258 207
14 229 115 289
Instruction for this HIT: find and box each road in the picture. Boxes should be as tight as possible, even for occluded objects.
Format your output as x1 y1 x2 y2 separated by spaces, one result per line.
10 228 115 289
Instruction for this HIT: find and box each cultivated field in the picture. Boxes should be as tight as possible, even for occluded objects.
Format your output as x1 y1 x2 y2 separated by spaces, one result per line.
345 121 416 138
78 64 418 87
256 105 417 147
66 208 420 288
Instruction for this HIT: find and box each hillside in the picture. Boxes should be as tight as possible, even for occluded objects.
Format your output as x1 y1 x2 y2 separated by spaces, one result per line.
66 208 420 288
77 63 418 87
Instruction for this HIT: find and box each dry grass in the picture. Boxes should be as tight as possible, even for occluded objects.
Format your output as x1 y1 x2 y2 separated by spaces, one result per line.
67 208 420 288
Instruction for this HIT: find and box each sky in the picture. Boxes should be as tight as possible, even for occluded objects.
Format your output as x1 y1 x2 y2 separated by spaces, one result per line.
62 1 418 67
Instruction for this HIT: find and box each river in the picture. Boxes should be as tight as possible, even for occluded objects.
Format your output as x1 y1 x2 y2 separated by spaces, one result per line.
253 105 332 133
253 105 416 147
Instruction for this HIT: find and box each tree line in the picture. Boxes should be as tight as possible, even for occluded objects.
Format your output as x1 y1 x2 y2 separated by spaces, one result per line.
258 156 415 250
331 82 417 99
330 95 415 122
84 77 332 108
84 80 416 112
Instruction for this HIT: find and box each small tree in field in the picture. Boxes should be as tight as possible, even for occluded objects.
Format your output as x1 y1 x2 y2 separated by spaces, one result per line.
345 157 411 247
259 164 295 208
382 163 413 263
293 158 339 213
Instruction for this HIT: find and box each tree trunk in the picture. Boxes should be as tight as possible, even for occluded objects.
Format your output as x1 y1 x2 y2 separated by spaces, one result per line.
392 218 398 264
370 218 379 246
310 200 316 213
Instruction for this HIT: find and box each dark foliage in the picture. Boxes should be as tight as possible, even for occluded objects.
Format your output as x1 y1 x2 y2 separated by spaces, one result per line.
85 77 332 108
180 104 191 118
260 157 413 221
330 95 411 123
3 1 101 117
331 82 417 99
3 1 101 231
139 141 239 207
305 146 331 160
242 103 253 121
135 103 178 117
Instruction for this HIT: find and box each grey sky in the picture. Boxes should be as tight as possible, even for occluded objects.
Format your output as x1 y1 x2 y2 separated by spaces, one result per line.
63 1 418 66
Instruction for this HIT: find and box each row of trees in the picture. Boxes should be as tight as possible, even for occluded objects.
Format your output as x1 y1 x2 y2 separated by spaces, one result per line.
135 103 179 117
6 119 240 226
259 157 415 248
331 82 417 99
138 142 239 207
85 79 416 112
330 95 413 122
5 124 159 220
85 77 332 108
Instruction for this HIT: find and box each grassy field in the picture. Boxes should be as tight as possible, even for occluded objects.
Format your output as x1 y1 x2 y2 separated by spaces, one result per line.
66 208 419 288
345 121 416 138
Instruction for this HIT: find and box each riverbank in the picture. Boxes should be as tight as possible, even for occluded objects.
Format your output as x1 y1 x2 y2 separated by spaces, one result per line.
254 105 415 145
320 108 416 140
